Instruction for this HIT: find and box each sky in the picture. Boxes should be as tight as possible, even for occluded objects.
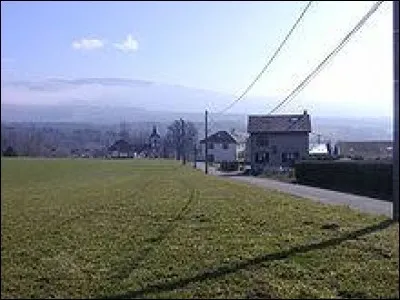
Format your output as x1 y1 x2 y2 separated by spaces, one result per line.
0 1 395 117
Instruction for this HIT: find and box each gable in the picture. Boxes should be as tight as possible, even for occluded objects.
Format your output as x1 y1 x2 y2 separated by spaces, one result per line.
200 131 237 144
108 139 132 152
231 132 249 144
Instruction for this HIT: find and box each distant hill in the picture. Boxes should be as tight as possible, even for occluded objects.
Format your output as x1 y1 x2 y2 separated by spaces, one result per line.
1 77 393 142
1 103 392 143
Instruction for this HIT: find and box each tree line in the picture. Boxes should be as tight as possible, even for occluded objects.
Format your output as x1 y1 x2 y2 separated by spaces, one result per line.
1 120 198 159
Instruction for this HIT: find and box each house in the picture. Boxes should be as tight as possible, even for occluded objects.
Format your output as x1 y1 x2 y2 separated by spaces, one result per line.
198 130 247 163
108 139 133 158
309 143 332 159
93 147 108 158
230 130 249 162
335 141 393 160
248 111 311 173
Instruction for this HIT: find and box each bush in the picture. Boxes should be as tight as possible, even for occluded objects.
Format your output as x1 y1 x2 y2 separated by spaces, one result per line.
308 155 335 161
294 160 393 201
220 161 239 172
352 155 364 160
3 146 17 157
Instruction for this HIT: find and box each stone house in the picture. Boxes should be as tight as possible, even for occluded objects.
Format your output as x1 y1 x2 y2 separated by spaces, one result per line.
248 111 311 172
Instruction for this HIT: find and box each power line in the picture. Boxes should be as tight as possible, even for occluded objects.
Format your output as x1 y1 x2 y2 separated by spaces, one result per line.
267 0 384 115
214 1 313 116
204 110 209 174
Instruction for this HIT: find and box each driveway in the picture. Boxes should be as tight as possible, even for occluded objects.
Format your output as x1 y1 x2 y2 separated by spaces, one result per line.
195 162 392 217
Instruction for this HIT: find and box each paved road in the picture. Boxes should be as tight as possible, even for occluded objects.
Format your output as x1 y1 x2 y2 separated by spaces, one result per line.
195 162 392 217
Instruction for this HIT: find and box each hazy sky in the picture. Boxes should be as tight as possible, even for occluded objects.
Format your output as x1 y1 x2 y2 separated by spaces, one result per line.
0 1 394 117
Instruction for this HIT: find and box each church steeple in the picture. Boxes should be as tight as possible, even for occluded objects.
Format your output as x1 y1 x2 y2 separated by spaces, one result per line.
150 125 160 138
119 121 129 140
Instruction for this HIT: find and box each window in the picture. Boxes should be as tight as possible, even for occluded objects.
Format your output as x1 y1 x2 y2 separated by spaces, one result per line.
294 152 299 160
256 136 269 147
282 152 300 163
222 143 229 149
255 152 269 163
209 143 214 149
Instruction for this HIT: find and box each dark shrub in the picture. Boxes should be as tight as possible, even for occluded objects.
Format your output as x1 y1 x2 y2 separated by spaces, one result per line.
294 160 393 201
3 146 17 157
220 161 239 172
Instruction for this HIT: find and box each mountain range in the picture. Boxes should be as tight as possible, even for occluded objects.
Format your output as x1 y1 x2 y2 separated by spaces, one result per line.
1 77 393 142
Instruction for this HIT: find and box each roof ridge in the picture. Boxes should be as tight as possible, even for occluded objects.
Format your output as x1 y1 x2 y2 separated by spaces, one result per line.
249 114 306 117
248 114 311 133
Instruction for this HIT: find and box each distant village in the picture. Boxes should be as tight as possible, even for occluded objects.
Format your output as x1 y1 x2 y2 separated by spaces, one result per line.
104 111 392 172
3 110 393 174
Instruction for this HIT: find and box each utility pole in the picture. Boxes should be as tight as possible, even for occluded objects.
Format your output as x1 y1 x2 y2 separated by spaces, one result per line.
193 145 197 169
317 134 321 144
180 118 186 165
393 0 399 221
205 110 209 174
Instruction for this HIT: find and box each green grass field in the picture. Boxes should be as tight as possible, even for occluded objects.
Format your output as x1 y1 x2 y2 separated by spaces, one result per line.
1 158 399 299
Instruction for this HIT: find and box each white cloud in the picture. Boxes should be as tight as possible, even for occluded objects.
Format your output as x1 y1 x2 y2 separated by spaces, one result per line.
113 34 139 52
72 38 105 50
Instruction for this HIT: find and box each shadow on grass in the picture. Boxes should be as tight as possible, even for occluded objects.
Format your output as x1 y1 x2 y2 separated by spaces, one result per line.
107 188 198 282
100 219 395 299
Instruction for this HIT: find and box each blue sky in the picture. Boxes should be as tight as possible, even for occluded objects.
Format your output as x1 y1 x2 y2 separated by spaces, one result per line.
0 1 394 117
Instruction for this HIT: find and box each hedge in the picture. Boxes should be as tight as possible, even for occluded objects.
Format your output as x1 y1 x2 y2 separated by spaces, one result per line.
294 160 393 201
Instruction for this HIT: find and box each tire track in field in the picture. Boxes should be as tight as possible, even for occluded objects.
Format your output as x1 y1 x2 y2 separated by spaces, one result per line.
24 186 200 283
8 165 198 284
104 175 200 284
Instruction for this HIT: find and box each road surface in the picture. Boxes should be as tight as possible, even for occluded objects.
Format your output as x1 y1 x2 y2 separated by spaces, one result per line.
195 162 392 217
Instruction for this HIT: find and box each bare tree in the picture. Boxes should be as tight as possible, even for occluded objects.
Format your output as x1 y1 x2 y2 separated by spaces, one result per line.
165 120 198 160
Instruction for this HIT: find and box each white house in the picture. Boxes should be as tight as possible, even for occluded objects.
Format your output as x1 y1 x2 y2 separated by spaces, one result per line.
309 143 330 155
198 130 247 163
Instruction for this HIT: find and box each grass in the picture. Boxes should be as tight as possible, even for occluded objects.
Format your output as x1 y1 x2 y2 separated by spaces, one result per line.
1 158 398 299
258 172 297 184
257 168 297 184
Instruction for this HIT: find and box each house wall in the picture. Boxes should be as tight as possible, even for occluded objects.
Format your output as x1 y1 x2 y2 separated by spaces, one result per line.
149 136 162 158
245 139 251 163
149 136 160 148
336 142 393 159
110 151 129 158
198 142 237 162
250 132 309 171
236 142 246 162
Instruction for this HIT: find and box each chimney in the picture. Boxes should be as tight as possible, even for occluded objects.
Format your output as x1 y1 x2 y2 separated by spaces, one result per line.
303 110 308 116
